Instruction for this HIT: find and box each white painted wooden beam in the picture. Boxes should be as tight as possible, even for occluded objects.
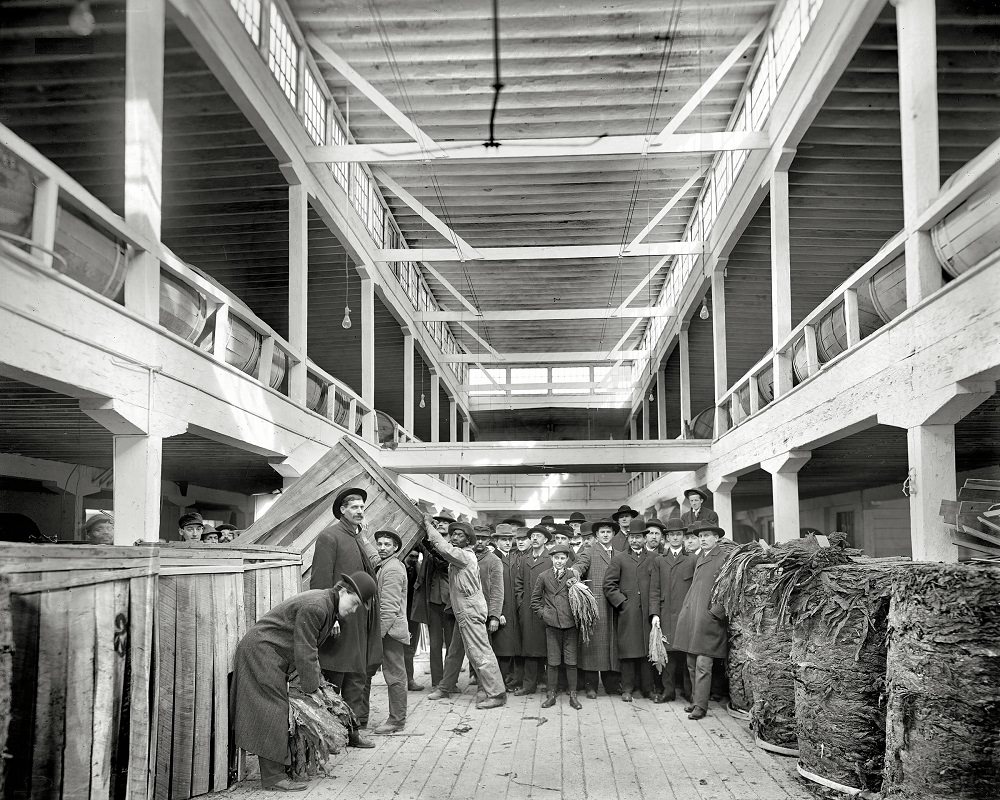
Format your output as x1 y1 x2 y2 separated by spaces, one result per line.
430 372 440 443
403 332 414 433
306 131 769 164
377 242 703 262
464 381 601 392
419 260 479 315
469 394 632 411
624 168 708 252
372 168 481 259
416 307 671 322
438 351 645 364
361 277 376 441
679 323 692 437
613 257 672 315
770 168 793 398
711 267 728 436
606 318 643 359
655 17 768 142
457 321 503 360
656 368 667 439
288 182 309 405
449 399 458 443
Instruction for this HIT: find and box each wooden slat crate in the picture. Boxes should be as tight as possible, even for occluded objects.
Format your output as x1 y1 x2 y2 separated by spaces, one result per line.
942 479 1000 561
0 544 159 800
152 545 301 800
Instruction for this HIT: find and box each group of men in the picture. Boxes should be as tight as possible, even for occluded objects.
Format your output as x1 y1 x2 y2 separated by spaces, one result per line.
177 511 238 543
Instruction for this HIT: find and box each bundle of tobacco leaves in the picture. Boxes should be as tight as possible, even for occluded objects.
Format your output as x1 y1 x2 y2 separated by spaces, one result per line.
569 580 601 644
882 563 1000 800
726 611 753 713
790 559 911 793
648 618 669 673
287 679 357 779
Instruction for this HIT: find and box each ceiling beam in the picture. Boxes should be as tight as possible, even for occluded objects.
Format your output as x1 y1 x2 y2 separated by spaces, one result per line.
457 321 503 360
655 17 768 142
468 395 632 410
605 318 643 360
613 258 672 315
305 131 768 163
418 260 479 315
623 168 708 251
415 307 671 322
376 242 703 262
438 351 646 364
465 381 608 392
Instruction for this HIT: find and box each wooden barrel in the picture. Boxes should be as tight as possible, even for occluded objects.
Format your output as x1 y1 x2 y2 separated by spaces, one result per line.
306 372 327 412
932 167 1000 277
332 391 351 428
269 347 289 391
757 363 774 405
689 406 715 439
867 255 907 324
731 384 751 424
0 147 34 238
52 207 128 300
224 315 262 374
159 272 208 343
791 333 810 383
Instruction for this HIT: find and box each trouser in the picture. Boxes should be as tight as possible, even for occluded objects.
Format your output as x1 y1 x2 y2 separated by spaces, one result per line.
661 650 690 698
457 613 507 698
438 622 469 692
581 669 621 694
619 657 648 694
259 756 290 787
522 657 545 690
321 669 370 726
404 620 422 683
712 657 729 698
686 653 714 711
648 660 664 695
379 636 407 726
426 603 451 686
547 664 577 693
495 654 518 685
510 655 525 687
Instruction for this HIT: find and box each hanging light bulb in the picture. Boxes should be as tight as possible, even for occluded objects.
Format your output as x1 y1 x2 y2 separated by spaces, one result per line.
699 300 710 320
419 393 426 409
648 390 655 402
341 305 352 330
68 1 96 36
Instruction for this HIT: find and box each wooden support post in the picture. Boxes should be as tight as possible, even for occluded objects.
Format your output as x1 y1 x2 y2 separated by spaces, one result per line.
707 476 737 537
641 397 651 440
656 367 667 439
449 398 458 443
113 434 165 545
771 166 794 397
894 0 942 306
462 416 471 443
843 288 861 347
430 372 440 443
288 183 308 405
803 324 820 376
679 323 691 438
761 450 811 543
123 0 165 322
711 267 728 435
30 177 58 268
629 414 638 441
403 332 414 434
361 277 376 441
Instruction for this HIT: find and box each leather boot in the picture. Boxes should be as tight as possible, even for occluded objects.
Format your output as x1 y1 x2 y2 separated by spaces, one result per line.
541 692 557 709
568 692 582 710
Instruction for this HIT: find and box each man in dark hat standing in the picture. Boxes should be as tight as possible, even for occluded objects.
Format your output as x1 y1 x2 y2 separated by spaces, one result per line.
680 488 719 527
232 570 376 791
372 530 409 733
309 488 382 747
410 513 456 688
491 523 522 689
649 517 695 703
604 527 654 701
610 505 639 551
565 511 587 538
513 525 553 695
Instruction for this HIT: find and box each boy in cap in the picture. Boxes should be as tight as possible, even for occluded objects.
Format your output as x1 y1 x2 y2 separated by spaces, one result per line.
372 530 409 733
530 543 582 709
178 511 205 541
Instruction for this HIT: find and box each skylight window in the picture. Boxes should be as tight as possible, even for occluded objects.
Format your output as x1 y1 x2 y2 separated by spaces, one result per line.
230 0 261 45
302 70 326 146
510 368 547 395
552 366 590 394
268 4 298 107
470 368 505 396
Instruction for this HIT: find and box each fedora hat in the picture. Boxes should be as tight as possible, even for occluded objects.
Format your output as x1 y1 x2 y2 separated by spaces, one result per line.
565 511 587 524
611 505 639 522
662 516 687 532
591 518 620 534
688 521 725 537
332 487 367 519
528 525 553 542
684 488 708 502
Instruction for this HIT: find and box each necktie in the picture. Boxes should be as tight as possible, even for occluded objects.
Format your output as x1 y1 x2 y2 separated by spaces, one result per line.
556 568 564 580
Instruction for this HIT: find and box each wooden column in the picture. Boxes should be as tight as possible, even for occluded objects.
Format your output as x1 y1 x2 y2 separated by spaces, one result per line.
710 266 728 435
656 366 667 439
430 372 440 443
288 182 309 405
449 398 458 442
641 396 651 440
123 0 164 321
462 416 471 443
770 165 794 397
113 434 165 544
761 450 811 543
403 331 414 434
894 0 942 305
679 323 691 437
361 277 375 441
707 475 737 537
629 414 638 441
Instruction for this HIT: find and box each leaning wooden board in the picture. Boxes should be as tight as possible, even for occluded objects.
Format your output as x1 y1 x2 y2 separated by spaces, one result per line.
234 437 425 583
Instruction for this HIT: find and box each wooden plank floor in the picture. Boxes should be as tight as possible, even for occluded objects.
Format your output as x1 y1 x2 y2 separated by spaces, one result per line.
222 656 814 800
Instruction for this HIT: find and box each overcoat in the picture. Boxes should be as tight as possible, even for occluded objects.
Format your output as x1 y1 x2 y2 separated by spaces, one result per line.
476 549 505 620
648 549 695 644
530 567 575 629
672 542 733 658
409 544 450 624
603 549 653 659
491 550 521 656
231 589 340 763
310 517 382 671
514 549 552 658
570 544 619 671
680 506 720 527
377 556 410 644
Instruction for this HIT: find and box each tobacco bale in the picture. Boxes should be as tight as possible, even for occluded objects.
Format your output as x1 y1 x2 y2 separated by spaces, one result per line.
791 561 910 793
727 611 753 713
882 564 1000 800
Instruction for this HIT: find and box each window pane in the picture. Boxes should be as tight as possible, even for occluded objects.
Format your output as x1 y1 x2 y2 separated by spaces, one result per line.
510 367 547 395
302 70 326 146
330 119 349 189
470 367 505 396
594 365 628 393
267 4 298 107
230 0 261 45
552 366 590 394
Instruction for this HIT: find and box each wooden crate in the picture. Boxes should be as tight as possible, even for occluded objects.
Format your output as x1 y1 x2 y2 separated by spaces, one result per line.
152 545 301 800
0 544 159 800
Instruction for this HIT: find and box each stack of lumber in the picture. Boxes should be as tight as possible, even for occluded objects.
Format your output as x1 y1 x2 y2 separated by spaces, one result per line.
940 478 1000 560
235 438 424 582
153 544 301 800
0 544 159 800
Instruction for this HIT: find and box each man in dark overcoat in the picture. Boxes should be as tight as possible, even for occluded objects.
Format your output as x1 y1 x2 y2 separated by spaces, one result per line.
610 505 639 551
409 514 455 688
513 525 552 695
672 522 734 720
491 523 522 688
649 516 695 702
309 487 382 746
637 518 667 698
604 528 653 701
231 571 376 791
403 549 423 691
680 488 720 527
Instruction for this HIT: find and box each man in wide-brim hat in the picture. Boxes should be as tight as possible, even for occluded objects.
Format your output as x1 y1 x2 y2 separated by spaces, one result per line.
680 488 719 527
649 516 696 703
309 487 382 747
610 505 638 550
513 525 554 695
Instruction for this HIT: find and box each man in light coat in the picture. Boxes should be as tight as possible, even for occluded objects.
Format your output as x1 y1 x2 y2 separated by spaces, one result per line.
424 520 507 709
372 530 409 733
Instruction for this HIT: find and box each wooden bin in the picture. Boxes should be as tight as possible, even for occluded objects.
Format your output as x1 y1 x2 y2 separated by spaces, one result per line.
0 544 159 800
152 545 301 800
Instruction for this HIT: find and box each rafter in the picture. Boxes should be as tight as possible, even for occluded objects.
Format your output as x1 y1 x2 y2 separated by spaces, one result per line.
418 260 479 315
438 351 646 364
623 168 708 251
414 307 672 322
376 242 702 262
457 321 504 360
305 131 768 164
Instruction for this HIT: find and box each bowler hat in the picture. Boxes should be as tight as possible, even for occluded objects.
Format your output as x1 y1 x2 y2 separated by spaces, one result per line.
684 488 708 502
178 512 204 528
565 511 587 524
611 505 639 522
643 519 668 534
662 516 687 532
342 571 378 608
552 524 573 538
688 521 725 537
540 515 556 525
216 523 237 532
513 526 531 539
374 529 403 552
549 543 572 556
332 487 367 519
528 525 553 542
591 518 620 534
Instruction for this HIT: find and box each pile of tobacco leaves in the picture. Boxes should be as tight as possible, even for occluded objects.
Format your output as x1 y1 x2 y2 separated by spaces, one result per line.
287 679 357 779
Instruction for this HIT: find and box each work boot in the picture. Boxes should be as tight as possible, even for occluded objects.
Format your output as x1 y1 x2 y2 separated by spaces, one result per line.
541 693 557 709
621 692 633 703
513 686 535 697
688 706 707 720
262 777 309 792
475 690 487 704
427 688 450 700
374 721 404 735
476 694 506 710
569 693 582 710
585 688 597 700
348 730 375 748
683 704 696 713
407 681 424 691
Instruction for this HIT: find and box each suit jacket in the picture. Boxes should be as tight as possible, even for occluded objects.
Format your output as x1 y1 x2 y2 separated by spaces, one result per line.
648 549 695 645
531 568 575 629
377 556 410 644
310 517 382 671
680 506 720 527
515 549 552 657
476 549 505 620
604 549 652 658
672 542 733 658
492 551 521 657
569 544 619 671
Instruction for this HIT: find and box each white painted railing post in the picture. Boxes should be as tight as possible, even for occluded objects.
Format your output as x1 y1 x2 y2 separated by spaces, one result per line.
257 334 275 387
679 322 691 438
843 288 861 347
803 324 820 376
30 177 58 268
288 182 309 406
